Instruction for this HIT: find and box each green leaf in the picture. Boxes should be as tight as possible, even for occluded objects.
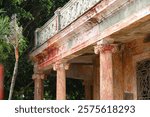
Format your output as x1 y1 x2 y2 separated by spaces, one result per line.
0 16 10 40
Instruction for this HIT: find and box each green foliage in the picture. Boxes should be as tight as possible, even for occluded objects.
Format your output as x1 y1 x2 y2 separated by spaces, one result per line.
0 40 12 60
39 0 52 14
1 0 85 100
0 12 12 60
0 12 27 58
12 55 33 100
18 36 28 55
43 77 85 100
66 79 85 100
0 15 10 40
11 0 24 5
44 76 56 100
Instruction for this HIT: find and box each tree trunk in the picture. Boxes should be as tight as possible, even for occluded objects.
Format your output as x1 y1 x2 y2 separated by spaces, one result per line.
8 46 19 100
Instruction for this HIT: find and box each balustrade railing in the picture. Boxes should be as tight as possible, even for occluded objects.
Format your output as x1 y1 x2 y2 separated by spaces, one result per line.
35 15 59 46
35 0 101 47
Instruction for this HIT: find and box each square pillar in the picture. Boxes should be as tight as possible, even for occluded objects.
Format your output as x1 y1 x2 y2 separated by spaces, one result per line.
94 43 123 100
53 62 69 100
32 73 45 100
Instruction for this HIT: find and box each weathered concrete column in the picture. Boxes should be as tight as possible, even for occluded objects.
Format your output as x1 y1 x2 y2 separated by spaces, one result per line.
94 41 122 100
53 62 69 100
32 73 45 100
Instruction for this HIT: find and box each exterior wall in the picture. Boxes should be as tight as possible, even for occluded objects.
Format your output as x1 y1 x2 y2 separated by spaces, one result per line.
123 38 150 99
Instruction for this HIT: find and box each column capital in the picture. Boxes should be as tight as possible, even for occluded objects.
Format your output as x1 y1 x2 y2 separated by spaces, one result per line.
94 43 123 54
32 73 45 80
53 62 69 71
33 63 42 73
32 63 46 80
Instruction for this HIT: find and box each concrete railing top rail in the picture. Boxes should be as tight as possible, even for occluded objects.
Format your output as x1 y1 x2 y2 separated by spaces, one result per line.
35 0 102 47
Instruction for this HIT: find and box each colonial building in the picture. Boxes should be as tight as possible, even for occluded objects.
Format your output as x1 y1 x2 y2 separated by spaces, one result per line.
30 0 150 100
